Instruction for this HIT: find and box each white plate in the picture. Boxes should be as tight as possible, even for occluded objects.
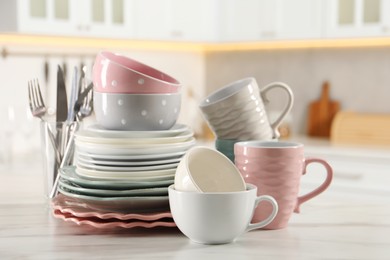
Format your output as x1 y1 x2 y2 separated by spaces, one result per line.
58 179 168 197
59 166 174 190
75 130 194 145
75 138 196 155
75 137 196 150
75 150 186 161
77 154 182 167
85 124 189 138
76 160 179 172
75 166 176 180
58 186 169 213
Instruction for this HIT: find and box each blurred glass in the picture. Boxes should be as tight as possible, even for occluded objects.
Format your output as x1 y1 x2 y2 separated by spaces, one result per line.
112 0 124 24
363 0 380 23
92 0 105 23
0 104 40 167
30 0 46 18
54 0 69 20
338 0 355 25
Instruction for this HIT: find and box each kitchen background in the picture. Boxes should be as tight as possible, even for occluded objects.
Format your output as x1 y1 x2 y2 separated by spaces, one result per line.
1 0 390 163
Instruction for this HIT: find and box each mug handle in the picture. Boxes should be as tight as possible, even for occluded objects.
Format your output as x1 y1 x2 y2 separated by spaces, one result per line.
259 82 294 138
246 195 278 232
294 158 333 213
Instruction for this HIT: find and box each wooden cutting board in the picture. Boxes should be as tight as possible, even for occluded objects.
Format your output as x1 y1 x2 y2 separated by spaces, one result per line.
307 81 340 137
331 111 390 146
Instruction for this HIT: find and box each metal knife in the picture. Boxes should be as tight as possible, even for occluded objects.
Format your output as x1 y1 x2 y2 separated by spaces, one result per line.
52 65 68 192
56 65 68 122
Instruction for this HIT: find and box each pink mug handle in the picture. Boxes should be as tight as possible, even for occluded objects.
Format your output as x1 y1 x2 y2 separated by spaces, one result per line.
294 158 333 213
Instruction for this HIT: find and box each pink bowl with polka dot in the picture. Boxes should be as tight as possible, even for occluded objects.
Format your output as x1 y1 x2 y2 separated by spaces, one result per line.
93 51 181 94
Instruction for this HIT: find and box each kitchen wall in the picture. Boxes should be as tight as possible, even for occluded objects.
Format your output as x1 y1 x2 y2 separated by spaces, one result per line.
1 44 390 161
204 47 390 135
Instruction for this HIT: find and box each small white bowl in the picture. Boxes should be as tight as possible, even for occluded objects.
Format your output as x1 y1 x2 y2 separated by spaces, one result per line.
174 146 246 192
94 92 181 131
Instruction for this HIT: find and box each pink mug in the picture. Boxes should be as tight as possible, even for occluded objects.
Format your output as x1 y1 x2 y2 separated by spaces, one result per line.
234 141 333 229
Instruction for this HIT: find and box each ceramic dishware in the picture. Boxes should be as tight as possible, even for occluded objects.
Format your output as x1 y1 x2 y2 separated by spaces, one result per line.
216 138 276 162
58 179 168 197
75 137 195 156
214 139 239 162
234 141 333 229
174 146 246 192
199 77 293 140
168 183 278 244
52 194 176 229
59 166 174 190
94 92 181 131
83 123 190 138
75 129 193 145
93 51 181 94
58 185 169 213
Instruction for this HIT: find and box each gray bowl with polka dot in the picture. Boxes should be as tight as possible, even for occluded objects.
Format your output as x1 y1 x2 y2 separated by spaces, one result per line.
94 92 181 131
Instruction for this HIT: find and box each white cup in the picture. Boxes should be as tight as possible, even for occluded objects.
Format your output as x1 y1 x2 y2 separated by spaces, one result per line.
174 146 246 192
168 183 278 244
199 77 294 140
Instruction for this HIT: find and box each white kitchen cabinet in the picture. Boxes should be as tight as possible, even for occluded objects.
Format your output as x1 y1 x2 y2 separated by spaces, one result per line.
70 0 133 38
325 0 390 38
0 0 133 38
132 0 171 40
277 0 324 40
220 0 278 42
169 0 220 42
0 0 74 35
220 0 323 42
133 0 220 42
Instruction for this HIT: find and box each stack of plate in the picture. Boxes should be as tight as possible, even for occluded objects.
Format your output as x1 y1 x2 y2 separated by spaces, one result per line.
56 124 195 227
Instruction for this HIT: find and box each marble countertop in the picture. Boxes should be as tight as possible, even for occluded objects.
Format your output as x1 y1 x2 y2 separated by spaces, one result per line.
1 143 390 259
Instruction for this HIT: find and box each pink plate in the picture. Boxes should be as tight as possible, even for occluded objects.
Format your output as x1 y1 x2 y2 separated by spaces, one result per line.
52 194 173 221
52 194 176 229
53 210 176 229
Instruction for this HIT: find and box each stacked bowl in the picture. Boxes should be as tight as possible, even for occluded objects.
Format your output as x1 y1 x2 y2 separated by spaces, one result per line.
93 51 182 131
54 51 194 228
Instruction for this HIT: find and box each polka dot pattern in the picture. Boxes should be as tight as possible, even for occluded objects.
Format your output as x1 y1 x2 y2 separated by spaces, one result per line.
138 78 145 85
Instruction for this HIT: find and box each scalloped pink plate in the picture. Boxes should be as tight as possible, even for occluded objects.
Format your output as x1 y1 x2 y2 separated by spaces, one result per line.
53 210 176 229
52 194 176 229
52 194 173 221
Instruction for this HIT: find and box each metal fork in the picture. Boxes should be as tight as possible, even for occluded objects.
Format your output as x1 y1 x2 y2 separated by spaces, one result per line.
28 79 61 165
76 82 93 121
28 79 47 120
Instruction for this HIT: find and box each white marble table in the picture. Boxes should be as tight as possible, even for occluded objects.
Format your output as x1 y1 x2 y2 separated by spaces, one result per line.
0 150 390 260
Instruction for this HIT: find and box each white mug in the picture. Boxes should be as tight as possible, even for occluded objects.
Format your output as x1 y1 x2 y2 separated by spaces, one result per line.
168 183 278 245
199 77 294 140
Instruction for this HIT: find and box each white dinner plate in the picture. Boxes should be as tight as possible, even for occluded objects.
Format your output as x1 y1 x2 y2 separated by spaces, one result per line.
75 137 196 149
76 154 182 167
58 179 168 197
75 130 194 145
58 186 169 213
75 166 176 180
75 138 196 155
85 124 189 138
76 160 179 172
75 150 186 161
59 166 174 190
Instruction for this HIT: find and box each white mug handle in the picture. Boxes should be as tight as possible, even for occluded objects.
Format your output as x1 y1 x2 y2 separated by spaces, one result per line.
259 82 294 138
246 195 278 232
